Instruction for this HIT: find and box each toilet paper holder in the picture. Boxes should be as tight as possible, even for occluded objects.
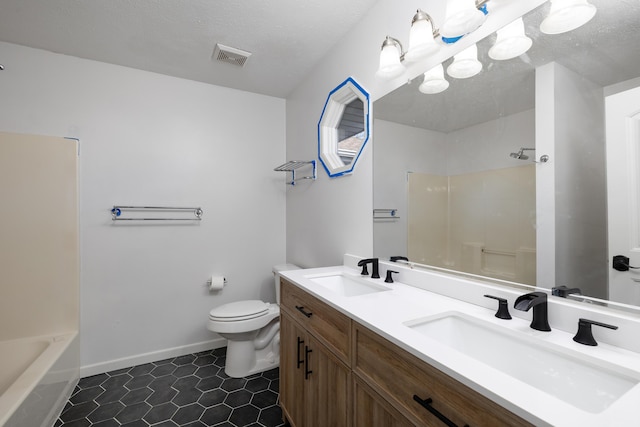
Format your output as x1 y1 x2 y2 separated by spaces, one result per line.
207 276 227 291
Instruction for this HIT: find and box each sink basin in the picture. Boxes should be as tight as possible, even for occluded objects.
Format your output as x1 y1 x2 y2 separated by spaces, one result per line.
306 273 391 297
404 312 639 413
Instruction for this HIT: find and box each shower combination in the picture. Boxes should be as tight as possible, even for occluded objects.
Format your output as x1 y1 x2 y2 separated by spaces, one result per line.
510 147 549 163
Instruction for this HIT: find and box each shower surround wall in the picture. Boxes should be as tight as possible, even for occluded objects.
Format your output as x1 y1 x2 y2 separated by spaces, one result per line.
374 110 536 284
0 132 79 426
407 166 536 284
0 41 286 376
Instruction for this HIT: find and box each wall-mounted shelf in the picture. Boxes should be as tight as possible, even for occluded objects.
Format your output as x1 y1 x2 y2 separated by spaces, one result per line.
373 209 400 220
274 160 316 185
111 206 203 221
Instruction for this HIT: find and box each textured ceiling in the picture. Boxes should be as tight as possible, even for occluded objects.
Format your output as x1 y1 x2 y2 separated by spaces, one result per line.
0 0 380 98
374 0 640 133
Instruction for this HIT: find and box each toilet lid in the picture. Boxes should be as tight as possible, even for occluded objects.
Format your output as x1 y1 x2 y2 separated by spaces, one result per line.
209 300 270 321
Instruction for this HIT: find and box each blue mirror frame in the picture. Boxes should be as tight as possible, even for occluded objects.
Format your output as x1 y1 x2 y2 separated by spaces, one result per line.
318 77 370 177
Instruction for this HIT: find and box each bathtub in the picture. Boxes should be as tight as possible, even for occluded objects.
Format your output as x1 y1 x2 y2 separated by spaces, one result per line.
0 332 79 427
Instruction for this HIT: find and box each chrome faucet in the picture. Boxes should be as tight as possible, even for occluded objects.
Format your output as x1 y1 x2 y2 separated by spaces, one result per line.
514 292 551 331
357 258 380 279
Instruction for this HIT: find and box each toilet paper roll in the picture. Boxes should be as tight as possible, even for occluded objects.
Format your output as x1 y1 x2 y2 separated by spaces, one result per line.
209 276 226 291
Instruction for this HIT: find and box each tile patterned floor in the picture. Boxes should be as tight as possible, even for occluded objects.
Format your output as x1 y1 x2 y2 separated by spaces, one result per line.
55 348 286 427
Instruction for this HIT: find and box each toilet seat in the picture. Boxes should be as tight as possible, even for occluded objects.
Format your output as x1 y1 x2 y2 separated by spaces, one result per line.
209 300 270 322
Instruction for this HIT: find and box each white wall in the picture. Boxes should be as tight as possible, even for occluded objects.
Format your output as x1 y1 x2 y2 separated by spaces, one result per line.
285 0 546 268
536 62 607 297
552 63 607 298
446 109 535 175
0 42 286 373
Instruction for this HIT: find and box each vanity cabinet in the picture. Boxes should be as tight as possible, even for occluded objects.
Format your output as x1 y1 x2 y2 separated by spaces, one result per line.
280 279 351 427
352 322 533 427
280 278 532 427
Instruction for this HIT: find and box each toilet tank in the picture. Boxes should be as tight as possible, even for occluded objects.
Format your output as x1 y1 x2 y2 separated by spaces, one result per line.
273 264 300 304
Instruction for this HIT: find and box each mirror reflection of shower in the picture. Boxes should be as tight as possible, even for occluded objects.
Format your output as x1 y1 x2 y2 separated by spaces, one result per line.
510 147 549 163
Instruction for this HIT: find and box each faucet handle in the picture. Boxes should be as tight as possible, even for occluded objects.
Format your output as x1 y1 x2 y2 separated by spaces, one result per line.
357 259 370 276
573 318 618 346
390 256 409 262
484 295 512 320
385 270 399 283
358 263 369 276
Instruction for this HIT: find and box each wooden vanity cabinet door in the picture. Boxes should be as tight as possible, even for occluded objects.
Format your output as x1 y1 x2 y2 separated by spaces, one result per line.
280 278 351 363
352 322 533 427
354 375 415 427
305 334 351 427
280 311 306 427
280 301 351 427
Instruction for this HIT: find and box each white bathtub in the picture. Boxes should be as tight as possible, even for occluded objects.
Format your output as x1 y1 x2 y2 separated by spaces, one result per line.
0 332 79 427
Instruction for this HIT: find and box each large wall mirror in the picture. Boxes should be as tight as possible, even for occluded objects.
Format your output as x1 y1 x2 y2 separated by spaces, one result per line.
319 77 370 177
373 0 640 313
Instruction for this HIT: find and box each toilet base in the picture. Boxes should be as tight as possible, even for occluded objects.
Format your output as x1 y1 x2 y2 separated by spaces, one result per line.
224 336 280 378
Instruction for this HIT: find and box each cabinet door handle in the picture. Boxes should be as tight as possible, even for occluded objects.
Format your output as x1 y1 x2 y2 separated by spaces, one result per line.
304 346 313 379
296 337 304 368
412 395 468 427
295 305 313 318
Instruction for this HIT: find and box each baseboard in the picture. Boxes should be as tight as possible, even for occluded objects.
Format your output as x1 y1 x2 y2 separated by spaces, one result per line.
79 338 227 378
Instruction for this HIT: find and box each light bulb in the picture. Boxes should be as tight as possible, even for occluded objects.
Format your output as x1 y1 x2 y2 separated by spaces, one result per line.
488 18 532 60
441 0 487 39
540 0 596 34
447 44 482 79
376 37 405 79
405 10 439 62
419 64 449 94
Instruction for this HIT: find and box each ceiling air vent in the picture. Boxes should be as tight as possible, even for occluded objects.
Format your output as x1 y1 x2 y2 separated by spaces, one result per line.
213 43 251 67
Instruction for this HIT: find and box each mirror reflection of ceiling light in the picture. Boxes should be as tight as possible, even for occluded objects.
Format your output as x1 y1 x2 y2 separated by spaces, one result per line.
488 17 532 60
540 0 597 34
441 0 488 42
447 44 482 79
375 37 406 79
419 64 450 94
405 10 440 63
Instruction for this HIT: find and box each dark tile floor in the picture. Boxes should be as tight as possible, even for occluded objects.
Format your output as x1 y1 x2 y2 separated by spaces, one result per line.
55 348 286 427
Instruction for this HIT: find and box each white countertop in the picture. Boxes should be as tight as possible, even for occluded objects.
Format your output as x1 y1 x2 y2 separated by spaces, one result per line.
281 265 640 427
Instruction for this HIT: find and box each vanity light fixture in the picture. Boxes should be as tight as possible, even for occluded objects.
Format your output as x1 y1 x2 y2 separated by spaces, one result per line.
404 10 440 62
419 64 450 94
540 0 597 34
441 0 489 43
488 17 532 60
375 36 406 79
376 9 442 80
447 44 482 79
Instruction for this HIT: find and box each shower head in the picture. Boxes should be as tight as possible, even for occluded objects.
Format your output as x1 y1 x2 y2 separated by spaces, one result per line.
510 150 529 160
510 147 534 160
509 147 549 163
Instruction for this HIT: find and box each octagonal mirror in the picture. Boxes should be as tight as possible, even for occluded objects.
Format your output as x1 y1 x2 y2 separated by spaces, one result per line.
318 77 370 177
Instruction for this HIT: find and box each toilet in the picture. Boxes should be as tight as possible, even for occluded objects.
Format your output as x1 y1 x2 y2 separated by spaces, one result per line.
207 264 300 378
